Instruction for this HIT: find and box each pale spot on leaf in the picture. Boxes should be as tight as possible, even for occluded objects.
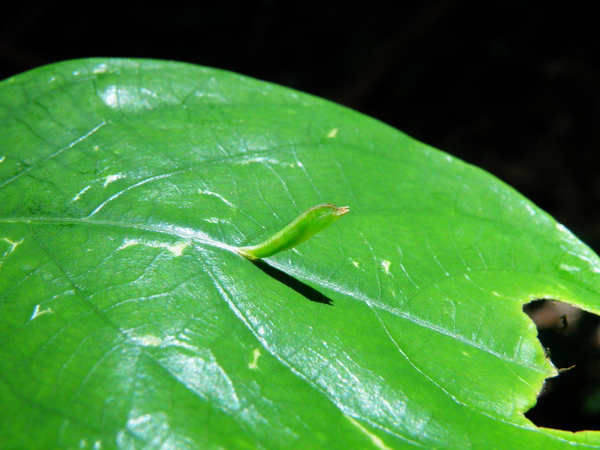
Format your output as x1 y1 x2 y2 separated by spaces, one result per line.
103 173 125 187
29 304 54 321
249 348 261 370
167 242 188 257
1 237 24 268
236 156 280 165
1 237 23 254
381 260 391 274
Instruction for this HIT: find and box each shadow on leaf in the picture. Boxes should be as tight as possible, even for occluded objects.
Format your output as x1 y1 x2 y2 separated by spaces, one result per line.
252 259 333 306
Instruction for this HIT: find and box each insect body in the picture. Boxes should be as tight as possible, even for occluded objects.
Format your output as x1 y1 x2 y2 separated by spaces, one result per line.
236 203 349 260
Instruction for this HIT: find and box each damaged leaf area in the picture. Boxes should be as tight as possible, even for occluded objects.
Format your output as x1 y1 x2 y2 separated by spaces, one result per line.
1 59 600 448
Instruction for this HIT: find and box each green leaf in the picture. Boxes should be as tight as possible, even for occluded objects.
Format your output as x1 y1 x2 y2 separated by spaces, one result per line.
1 58 599 448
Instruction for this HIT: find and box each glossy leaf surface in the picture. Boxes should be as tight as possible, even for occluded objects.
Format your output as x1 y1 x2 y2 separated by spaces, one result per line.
1 59 599 448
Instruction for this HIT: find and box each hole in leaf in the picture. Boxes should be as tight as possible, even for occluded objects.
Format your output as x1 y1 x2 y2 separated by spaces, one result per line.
523 299 600 431
252 259 334 306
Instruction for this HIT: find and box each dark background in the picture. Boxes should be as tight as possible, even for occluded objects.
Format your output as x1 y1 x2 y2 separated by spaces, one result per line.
1 0 599 432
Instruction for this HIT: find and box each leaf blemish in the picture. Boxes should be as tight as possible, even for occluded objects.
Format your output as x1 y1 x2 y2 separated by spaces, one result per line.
1 237 24 260
71 185 92 202
0 238 24 270
167 242 189 257
352 260 360 268
29 304 54 321
103 173 125 187
0 156 5 163
326 128 338 138
381 260 391 274
248 348 261 370
237 156 280 166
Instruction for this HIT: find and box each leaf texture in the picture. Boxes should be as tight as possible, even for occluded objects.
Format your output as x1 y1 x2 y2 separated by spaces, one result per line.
1 59 599 448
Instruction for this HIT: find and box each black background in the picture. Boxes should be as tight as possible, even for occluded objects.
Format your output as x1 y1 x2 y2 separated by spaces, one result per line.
2 0 599 432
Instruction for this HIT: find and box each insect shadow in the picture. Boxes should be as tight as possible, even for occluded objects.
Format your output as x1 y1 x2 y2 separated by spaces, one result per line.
252 260 333 306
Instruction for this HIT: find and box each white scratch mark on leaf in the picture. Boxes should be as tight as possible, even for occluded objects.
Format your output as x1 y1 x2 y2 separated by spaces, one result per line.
345 416 393 450
381 260 391 274
1 237 24 268
1 237 23 253
29 304 54 321
103 173 125 187
327 128 339 138
248 348 261 370
236 156 281 165
351 260 360 268
0 156 5 163
71 185 92 202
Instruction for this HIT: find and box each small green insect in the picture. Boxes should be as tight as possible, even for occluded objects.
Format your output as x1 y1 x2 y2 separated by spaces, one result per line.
236 203 349 260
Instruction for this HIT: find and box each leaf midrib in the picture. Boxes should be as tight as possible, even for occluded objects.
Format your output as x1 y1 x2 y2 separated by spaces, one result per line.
1 215 549 373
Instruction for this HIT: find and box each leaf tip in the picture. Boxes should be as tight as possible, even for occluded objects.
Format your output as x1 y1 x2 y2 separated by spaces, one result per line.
336 205 350 216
